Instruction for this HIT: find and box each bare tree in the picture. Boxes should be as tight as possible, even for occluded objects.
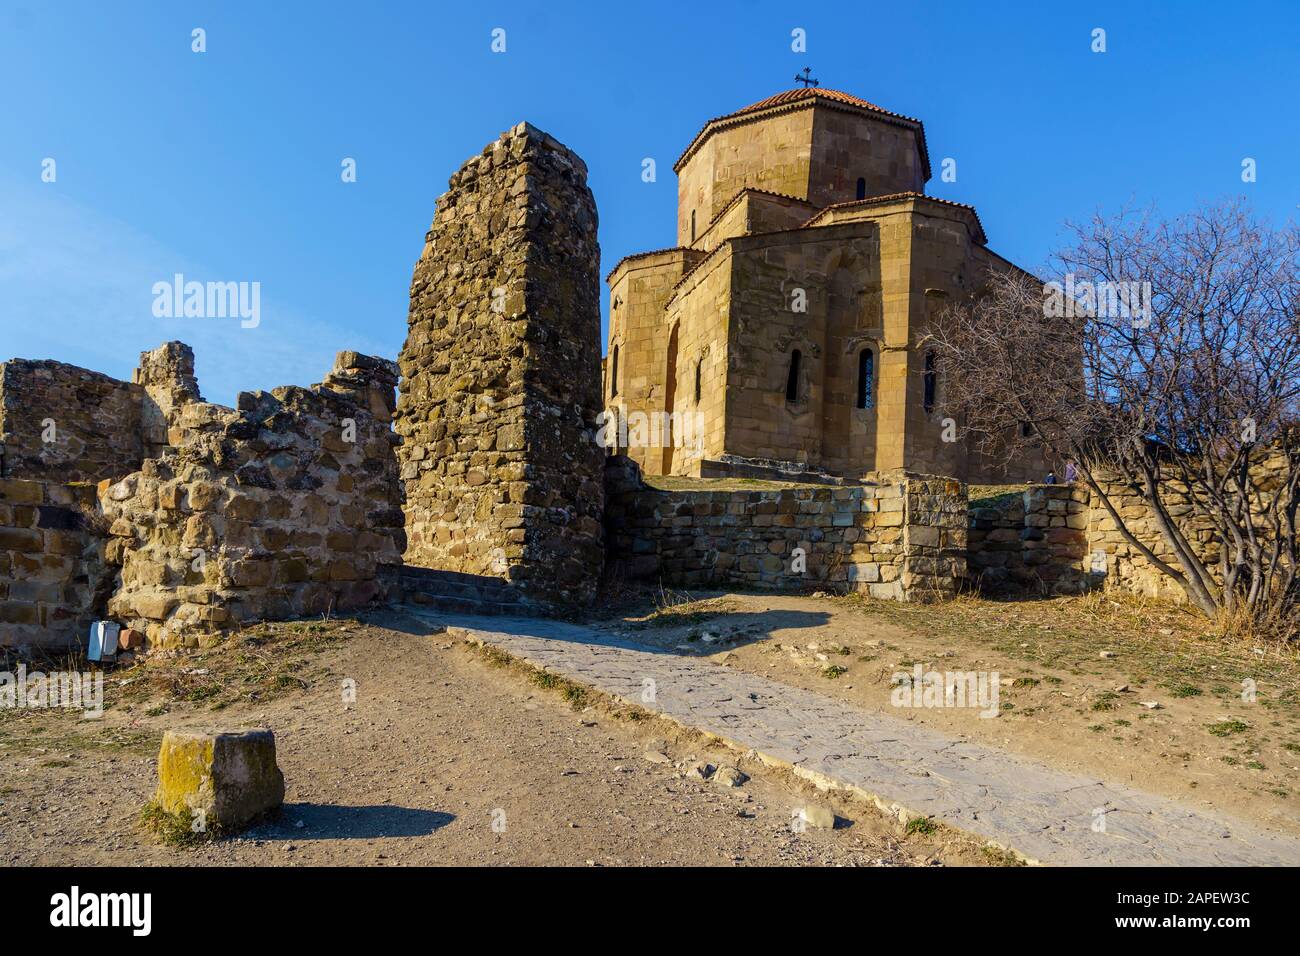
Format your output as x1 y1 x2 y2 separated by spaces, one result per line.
930 199 1300 636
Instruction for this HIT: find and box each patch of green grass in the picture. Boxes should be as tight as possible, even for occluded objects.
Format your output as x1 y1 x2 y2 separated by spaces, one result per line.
139 801 215 848
1281 742 1300 753
527 668 590 710
1090 692 1119 712
1208 720 1250 737
1169 684 1203 698
1221 756 1240 765
822 665 848 679
905 816 938 836
529 671 563 691
1246 760 1267 770
1012 677 1039 688
479 646 512 668
1114 719 1131 727
561 683 589 708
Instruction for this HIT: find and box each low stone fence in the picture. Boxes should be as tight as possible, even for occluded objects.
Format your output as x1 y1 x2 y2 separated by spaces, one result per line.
1085 477 1217 602
603 458 966 601
0 478 113 649
967 485 1092 595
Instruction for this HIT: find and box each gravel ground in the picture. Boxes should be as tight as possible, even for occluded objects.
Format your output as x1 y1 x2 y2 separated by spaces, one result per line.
0 612 968 866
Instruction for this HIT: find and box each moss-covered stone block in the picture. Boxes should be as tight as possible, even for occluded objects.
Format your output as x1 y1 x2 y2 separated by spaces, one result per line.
154 729 285 832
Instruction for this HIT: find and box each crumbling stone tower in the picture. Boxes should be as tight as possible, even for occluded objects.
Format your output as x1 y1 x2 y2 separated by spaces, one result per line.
395 122 605 606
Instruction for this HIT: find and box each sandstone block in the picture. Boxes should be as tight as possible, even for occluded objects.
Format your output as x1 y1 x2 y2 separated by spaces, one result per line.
154 729 285 831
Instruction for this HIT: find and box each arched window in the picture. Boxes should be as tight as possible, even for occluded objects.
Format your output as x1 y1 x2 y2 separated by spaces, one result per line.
690 210 696 242
609 344 619 397
694 358 703 404
855 177 867 201
856 348 874 409
923 350 938 414
785 350 801 403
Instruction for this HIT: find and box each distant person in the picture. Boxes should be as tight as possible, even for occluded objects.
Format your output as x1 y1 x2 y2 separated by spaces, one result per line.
1065 461 1078 483
1044 471 1057 485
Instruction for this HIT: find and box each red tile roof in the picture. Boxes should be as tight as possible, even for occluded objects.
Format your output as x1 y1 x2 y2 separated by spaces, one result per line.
733 88 920 125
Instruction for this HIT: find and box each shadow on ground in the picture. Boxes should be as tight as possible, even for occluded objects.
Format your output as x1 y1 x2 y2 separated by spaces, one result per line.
247 804 454 841
393 599 832 657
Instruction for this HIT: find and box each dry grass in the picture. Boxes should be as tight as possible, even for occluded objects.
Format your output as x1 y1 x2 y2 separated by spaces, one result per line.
642 475 828 492
107 617 365 714
968 483 1031 509
837 589 1300 719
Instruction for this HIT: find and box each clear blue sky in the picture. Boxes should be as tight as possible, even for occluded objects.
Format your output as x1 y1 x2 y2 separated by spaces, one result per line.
2 1 1297 406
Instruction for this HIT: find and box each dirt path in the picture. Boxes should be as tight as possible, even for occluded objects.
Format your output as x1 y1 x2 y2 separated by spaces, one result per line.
434 607 1300 865
0 612 971 866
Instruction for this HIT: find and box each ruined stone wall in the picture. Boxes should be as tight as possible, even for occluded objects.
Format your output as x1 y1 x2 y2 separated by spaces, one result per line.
99 352 403 646
967 485 1092 595
134 341 203 460
396 122 605 607
0 359 144 483
604 458 965 601
0 479 113 649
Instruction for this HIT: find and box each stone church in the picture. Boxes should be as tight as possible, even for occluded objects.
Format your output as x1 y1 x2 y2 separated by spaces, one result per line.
604 87 1045 483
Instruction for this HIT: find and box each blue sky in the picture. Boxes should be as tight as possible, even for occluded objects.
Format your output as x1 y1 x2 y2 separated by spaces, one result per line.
2 1 1297 406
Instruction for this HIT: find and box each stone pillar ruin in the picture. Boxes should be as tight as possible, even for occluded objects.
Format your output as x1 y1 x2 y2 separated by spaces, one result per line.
134 341 202 459
395 122 605 607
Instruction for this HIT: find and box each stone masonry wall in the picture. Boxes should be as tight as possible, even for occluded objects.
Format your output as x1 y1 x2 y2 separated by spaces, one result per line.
396 122 605 607
99 352 403 647
0 359 144 483
604 458 965 601
966 474 1272 603
968 485 1092 595
134 341 203 460
0 479 114 649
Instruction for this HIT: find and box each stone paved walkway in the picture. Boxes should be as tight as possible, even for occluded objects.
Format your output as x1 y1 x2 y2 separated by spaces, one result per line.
402 608 1300 866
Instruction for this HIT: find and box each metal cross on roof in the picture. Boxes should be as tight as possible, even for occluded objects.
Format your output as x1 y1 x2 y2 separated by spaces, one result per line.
794 67 819 89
